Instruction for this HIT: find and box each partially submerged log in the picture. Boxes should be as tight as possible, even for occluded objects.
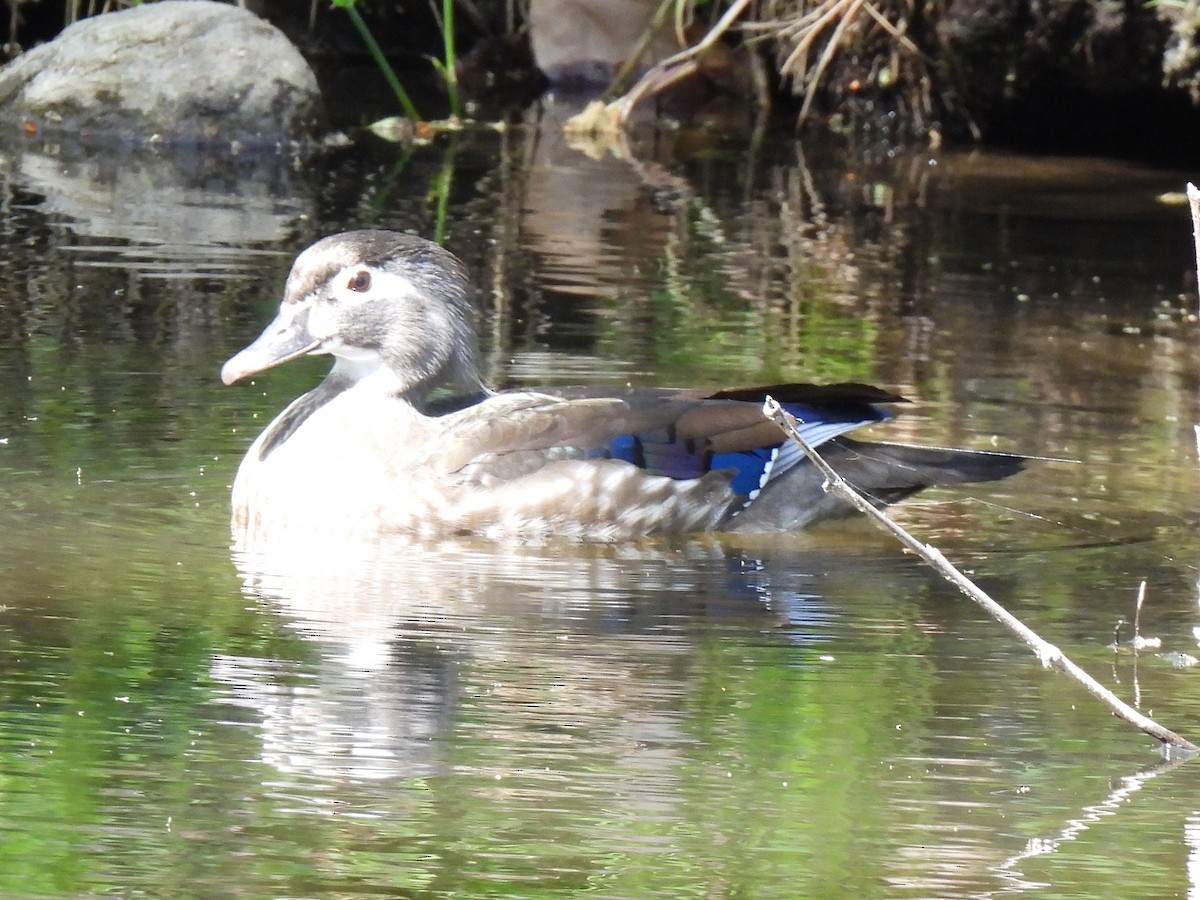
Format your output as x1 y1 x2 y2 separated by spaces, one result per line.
764 396 1199 755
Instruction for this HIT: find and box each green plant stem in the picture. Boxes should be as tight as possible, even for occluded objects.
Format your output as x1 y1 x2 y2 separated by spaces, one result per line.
336 0 422 121
366 146 416 223
442 0 460 117
430 140 458 243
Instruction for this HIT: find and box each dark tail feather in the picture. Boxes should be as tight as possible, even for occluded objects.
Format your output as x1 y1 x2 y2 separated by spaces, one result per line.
726 438 1025 532
839 439 1026 492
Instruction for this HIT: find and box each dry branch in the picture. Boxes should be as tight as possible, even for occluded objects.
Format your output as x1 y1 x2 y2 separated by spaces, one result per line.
1189 183 1200 471
763 396 1199 754
1188 182 1200 311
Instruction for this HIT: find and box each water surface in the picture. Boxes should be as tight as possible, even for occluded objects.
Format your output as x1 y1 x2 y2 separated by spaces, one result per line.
2 117 1200 897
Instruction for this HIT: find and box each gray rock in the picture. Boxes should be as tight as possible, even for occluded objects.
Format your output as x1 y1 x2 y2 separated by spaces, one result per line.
0 0 323 145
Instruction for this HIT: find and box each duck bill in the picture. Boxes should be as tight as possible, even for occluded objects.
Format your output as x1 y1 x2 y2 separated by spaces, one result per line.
221 303 321 385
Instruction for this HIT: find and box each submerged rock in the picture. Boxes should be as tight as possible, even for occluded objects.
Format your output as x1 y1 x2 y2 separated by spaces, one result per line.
0 0 323 146
6 142 313 277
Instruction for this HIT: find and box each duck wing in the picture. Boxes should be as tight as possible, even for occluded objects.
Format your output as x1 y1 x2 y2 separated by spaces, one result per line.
426 382 897 495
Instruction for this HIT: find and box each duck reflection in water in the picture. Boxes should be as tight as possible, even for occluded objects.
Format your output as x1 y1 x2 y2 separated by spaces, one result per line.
223 533 875 783
221 230 1023 543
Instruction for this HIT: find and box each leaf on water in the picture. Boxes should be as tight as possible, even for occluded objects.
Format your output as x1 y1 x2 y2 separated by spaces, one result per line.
366 118 466 144
368 117 417 142
1156 191 1188 206
563 101 622 143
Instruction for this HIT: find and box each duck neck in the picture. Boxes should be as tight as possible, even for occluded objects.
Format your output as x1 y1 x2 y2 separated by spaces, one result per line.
327 356 422 405
326 355 487 412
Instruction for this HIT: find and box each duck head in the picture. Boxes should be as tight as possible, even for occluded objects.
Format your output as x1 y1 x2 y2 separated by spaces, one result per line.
221 230 485 403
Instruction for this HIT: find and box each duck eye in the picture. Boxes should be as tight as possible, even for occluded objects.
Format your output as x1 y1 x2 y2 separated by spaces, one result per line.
347 270 371 292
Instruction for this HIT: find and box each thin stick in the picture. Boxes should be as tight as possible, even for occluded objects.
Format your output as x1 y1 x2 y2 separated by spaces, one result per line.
762 396 1198 754
1188 183 1200 314
1192 183 1200 470
1133 580 1146 644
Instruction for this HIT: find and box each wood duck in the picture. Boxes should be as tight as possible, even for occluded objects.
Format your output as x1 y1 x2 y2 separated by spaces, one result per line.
221 230 1023 541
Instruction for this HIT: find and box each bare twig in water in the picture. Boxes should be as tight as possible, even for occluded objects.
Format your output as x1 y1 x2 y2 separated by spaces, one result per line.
1134 579 1146 643
1131 580 1161 651
1188 183 1200 467
1188 183 1200 314
762 396 1199 754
